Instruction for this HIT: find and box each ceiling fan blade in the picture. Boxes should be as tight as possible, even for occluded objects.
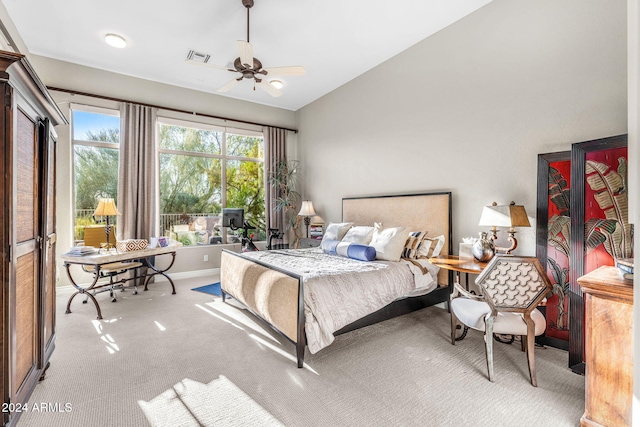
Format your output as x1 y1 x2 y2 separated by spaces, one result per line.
262 66 306 76
256 80 283 97
237 40 254 67
217 78 241 93
186 59 230 71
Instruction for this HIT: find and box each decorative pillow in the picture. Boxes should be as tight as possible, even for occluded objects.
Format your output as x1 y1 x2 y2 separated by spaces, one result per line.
322 222 353 242
321 239 377 262
369 223 409 262
401 230 427 259
341 226 374 245
417 234 446 258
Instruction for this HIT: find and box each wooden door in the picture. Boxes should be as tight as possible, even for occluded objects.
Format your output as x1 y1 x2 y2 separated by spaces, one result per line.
38 118 56 374
0 76 10 427
11 106 41 405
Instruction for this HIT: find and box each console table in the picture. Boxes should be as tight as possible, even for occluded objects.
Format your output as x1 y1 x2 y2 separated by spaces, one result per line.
61 246 178 319
578 266 633 427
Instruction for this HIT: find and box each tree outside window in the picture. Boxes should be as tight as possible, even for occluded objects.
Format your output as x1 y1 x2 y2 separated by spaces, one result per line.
72 109 120 243
158 120 265 246
71 111 265 247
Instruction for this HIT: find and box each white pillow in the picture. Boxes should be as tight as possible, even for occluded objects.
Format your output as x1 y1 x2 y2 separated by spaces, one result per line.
370 224 409 262
322 222 353 241
417 235 445 258
341 226 374 245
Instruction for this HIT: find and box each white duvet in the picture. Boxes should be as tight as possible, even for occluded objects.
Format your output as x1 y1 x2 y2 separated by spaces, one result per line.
240 248 440 353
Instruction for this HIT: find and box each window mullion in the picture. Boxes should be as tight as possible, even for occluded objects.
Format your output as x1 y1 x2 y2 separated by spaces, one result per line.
157 148 224 160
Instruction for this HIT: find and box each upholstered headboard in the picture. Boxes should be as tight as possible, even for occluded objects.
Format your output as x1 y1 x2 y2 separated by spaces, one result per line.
342 192 452 285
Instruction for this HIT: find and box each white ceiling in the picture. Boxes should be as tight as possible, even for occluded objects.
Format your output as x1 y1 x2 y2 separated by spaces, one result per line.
2 0 492 111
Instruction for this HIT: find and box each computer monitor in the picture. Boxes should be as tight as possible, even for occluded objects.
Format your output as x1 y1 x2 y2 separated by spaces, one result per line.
222 208 244 229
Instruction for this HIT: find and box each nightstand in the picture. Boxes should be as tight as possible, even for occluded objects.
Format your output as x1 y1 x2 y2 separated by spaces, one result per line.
428 254 487 292
299 238 321 248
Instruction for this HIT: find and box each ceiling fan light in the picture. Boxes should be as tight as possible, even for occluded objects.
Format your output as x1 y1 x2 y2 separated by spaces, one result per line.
105 33 127 49
270 80 283 89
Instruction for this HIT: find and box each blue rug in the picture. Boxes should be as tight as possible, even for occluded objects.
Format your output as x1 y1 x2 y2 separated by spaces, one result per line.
191 282 222 297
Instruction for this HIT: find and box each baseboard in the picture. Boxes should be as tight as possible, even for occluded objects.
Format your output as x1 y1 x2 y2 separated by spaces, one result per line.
56 268 221 290
153 268 220 282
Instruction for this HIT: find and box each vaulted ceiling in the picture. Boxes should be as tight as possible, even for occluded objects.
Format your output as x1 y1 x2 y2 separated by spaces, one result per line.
2 0 492 111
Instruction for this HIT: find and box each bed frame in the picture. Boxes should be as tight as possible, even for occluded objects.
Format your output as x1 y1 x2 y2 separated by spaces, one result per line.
220 191 453 367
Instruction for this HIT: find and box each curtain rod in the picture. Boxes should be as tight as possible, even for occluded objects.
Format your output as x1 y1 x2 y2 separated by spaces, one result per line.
47 86 298 133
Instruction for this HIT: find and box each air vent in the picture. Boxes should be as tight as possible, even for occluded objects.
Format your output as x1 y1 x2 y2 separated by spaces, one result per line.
186 50 211 63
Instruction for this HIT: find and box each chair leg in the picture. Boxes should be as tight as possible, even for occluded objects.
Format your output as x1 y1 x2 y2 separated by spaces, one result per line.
484 316 495 382
525 325 538 387
450 311 457 345
521 335 526 352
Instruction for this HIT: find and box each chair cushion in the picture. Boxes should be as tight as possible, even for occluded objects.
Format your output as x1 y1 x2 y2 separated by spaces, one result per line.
451 297 546 336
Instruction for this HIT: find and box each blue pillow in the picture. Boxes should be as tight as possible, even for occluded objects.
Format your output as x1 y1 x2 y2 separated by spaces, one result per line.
321 239 376 262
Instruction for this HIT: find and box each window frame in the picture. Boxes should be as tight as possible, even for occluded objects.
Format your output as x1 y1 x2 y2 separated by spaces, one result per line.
70 104 121 244
156 117 265 245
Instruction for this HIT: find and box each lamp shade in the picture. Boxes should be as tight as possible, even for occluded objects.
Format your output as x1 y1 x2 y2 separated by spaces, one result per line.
478 203 530 228
298 201 316 217
93 198 121 216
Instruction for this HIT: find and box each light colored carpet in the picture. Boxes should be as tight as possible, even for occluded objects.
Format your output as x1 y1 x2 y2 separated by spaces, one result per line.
18 276 584 427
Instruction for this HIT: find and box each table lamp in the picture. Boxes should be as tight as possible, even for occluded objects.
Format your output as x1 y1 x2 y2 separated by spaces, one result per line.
478 201 530 254
298 201 317 238
94 198 120 251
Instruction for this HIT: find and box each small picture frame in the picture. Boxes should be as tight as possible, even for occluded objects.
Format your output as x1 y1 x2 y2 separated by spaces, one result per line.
158 236 168 247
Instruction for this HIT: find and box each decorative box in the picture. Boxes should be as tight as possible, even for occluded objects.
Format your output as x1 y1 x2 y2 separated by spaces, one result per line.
459 243 474 259
116 239 149 252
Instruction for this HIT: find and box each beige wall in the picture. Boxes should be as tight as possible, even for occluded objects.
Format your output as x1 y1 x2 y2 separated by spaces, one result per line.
296 0 627 257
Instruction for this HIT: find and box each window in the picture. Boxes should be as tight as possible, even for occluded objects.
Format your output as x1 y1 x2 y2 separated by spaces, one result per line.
158 118 264 246
71 107 120 244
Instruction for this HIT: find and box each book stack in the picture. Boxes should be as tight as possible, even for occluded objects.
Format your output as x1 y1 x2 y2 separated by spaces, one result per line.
309 222 324 240
66 246 98 256
615 258 634 280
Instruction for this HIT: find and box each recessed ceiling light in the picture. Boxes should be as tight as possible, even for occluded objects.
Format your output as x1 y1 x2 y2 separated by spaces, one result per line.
105 34 127 49
270 80 283 89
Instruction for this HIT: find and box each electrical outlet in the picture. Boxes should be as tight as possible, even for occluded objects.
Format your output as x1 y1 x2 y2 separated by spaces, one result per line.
203 255 209 262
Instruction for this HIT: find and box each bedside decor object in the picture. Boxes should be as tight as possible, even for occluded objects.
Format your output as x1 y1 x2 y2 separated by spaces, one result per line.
471 232 495 262
297 201 317 238
459 237 476 259
93 197 120 252
478 201 530 254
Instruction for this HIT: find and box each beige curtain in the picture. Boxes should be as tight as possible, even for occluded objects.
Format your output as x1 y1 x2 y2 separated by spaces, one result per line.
263 126 287 242
117 103 157 242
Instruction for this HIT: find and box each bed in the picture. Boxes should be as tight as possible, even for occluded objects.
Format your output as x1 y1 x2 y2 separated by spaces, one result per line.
220 192 453 367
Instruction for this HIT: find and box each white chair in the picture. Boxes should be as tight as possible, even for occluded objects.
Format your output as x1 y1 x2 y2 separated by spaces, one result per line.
450 255 552 386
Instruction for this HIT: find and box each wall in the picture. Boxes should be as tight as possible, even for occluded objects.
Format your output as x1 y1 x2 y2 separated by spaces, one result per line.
26 56 297 286
296 0 627 256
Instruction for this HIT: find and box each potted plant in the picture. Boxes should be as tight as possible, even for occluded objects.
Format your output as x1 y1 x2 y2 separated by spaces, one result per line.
268 160 303 248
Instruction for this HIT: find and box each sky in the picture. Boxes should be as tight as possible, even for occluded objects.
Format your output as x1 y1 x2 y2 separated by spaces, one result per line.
72 110 119 141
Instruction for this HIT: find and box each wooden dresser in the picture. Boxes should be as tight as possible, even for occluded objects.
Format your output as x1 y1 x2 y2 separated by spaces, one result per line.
577 266 633 427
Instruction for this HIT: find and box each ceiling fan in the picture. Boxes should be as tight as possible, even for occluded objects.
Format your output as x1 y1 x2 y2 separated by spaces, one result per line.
188 0 305 97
